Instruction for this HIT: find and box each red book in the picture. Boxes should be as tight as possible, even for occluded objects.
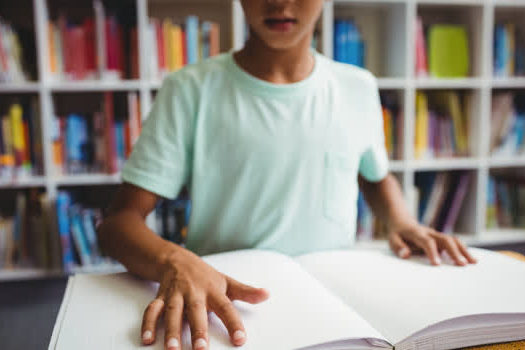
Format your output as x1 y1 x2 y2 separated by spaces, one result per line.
130 27 139 79
58 16 72 78
83 18 96 74
105 19 115 71
124 122 131 158
154 20 165 71
71 26 87 80
117 25 124 77
104 92 118 174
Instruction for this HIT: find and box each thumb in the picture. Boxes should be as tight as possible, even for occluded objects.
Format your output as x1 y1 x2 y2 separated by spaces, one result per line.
225 276 270 304
389 232 411 259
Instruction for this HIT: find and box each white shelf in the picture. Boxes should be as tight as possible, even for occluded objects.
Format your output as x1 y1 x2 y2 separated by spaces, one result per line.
0 82 41 93
378 77 407 89
388 160 405 172
491 77 525 88
0 176 47 188
48 80 143 92
473 229 525 245
414 77 484 89
0 263 125 282
54 173 122 186
416 0 485 5
409 158 480 170
488 156 525 168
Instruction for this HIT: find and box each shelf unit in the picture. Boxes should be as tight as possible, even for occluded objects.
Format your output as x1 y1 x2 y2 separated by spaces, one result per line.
1 0 525 280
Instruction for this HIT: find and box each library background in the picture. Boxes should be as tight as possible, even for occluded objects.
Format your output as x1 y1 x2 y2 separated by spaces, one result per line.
0 0 525 281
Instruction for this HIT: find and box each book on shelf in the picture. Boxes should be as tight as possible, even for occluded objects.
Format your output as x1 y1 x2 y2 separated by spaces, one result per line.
415 171 471 233
52 91 141 175
0 18 30 83
491 92 525 156
155 194 191 246
415 19 470 78
487 175 525 229
148 16 220 81
50 248 525 350
381 92 403 160
415 91 470 159
494 22 525 77
47 0 138 82
333 19 365 68
0 98 43 180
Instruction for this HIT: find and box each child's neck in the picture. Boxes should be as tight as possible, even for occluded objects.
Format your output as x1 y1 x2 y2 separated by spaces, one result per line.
233 34 315 85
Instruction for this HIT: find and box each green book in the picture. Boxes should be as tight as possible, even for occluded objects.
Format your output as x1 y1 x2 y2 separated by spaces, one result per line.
428 24 470 78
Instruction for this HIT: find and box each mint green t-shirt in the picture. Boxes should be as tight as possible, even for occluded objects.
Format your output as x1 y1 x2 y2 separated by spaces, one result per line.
121 51 389 256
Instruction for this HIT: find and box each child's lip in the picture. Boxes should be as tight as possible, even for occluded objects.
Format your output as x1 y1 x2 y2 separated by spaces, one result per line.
264 17 297 32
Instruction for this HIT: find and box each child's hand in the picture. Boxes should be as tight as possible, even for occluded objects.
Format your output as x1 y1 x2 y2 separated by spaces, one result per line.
141 247 270 350
388 221 477 266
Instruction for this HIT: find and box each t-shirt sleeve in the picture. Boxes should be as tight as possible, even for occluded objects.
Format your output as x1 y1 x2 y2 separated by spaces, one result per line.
358 75 389 182
121 76 194 199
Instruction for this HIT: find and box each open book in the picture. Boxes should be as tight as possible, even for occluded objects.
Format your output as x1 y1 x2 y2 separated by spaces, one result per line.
49 248 525 350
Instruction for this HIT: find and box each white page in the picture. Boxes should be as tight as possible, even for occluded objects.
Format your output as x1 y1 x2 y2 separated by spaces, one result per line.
51 250 386 350
296 247 525 345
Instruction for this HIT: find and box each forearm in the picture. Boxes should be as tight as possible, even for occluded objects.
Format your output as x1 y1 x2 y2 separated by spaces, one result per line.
359 173 417 229
97 210 181 282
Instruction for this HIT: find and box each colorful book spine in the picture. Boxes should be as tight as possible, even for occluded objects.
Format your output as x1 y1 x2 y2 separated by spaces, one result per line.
56 191 74 271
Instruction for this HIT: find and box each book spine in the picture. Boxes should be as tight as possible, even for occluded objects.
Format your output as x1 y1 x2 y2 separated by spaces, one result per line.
56 191 74 271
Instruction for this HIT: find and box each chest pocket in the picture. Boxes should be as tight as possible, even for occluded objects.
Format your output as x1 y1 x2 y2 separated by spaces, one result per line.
323 151 359 229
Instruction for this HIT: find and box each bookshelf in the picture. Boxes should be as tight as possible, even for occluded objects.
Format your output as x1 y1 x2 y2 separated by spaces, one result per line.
1 0 525 281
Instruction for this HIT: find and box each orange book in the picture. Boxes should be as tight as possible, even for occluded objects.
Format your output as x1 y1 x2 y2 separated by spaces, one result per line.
209 22 220 56
48 22 57 73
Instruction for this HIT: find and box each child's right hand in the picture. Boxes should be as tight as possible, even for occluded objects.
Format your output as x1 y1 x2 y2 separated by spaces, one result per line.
140 246 270 350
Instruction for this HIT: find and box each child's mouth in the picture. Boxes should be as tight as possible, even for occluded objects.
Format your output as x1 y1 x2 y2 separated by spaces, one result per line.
264 18 297 32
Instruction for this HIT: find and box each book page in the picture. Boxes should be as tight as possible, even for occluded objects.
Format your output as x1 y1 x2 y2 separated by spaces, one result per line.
51 250 387 350
296 247 525 345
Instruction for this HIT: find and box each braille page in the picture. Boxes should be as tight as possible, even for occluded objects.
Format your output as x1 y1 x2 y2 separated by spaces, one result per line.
296 248 525 346
50 250 388 350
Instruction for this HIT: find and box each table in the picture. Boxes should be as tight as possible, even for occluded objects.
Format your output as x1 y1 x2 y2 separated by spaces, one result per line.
0 253 524 350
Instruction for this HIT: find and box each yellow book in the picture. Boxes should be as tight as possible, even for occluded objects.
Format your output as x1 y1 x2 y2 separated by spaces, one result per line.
415 92 429 159
48 22 57 73
172 24 183 70
162 19 174 72
10 104 25 166
435 92 469 155
382 107 393 158
1 116 15 168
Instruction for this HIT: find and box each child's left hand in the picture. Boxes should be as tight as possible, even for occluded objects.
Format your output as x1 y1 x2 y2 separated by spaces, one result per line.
388 221 478 266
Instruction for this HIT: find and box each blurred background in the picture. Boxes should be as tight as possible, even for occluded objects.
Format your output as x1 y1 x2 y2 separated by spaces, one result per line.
0 0 525 282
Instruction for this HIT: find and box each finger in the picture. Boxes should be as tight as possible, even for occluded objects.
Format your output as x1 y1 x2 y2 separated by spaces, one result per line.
440 235 468 266
210 295 246 346
226 277 270 304
142 298 165 345
164 294 184 350
454 237 478 264
413 232 441 265
185 298 209 350
437 235 467 266
389 232 412 259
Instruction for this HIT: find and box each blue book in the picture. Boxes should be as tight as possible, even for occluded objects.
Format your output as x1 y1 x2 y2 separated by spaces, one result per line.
513 114 525 151
494 24 504 76
114 121 125 168
333 20 346 62
346 20 364 67
186 16 199 64
82 209 102 264
66 114 88 173
201 21 211 59
56 191 74 271
69 205 92 266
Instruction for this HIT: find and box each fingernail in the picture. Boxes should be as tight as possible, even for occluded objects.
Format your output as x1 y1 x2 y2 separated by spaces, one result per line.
434 256 442 265
167 338 179 349
459 256 468 265
233 330 246 342
398 248 409 258
142 330 152 342
194 338 207 350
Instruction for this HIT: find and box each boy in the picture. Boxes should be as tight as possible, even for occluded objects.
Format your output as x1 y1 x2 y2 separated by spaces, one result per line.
97 0 477 349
